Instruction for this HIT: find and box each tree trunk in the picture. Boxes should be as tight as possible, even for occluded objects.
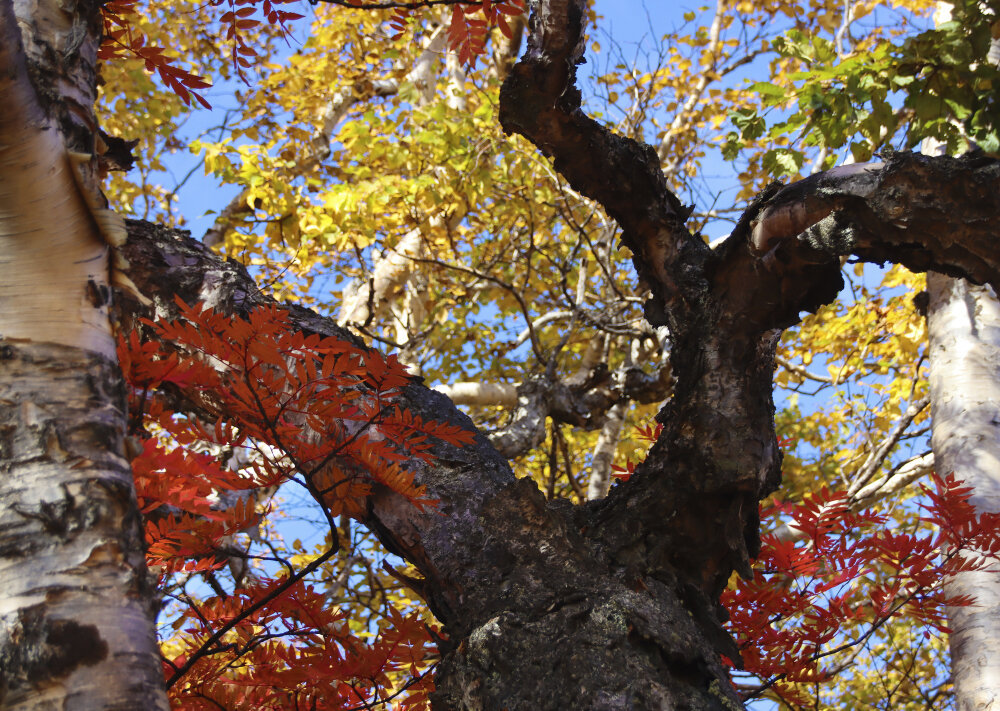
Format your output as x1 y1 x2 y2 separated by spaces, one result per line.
117 221 746 711
0 0 168 707
927 272 1000 711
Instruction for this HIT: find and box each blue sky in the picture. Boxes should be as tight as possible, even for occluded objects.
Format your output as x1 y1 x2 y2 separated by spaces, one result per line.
161 3 718 238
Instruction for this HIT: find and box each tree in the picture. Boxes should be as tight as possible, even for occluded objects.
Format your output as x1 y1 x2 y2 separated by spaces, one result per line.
4 0 1000 709
927 273 1000 711
0 0 169 707
919 11 1000 708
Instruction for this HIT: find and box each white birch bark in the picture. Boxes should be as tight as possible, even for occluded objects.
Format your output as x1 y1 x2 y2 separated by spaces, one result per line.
923 8 1000 707
435 382 519 408
927 272 1000 711
0 0 168 707
586 400 627 500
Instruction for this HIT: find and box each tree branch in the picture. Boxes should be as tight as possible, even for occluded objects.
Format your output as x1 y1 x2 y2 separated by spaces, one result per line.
116 219 736 707
747 151 1000 317
499 0 706 331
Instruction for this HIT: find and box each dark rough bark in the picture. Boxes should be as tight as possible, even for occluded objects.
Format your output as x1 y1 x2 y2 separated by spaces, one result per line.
751 151 1000 298
493 1 1000 708
499 0 812 655
117 221 740 710
4 0 999 703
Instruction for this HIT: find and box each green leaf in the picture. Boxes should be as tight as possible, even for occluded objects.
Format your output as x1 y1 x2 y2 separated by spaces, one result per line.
750 81 788 101
849 141 872 164
762 148 804 177
910 92 944 121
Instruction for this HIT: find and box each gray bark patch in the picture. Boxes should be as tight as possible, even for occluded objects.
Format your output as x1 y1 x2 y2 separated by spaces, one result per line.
0 605 108 691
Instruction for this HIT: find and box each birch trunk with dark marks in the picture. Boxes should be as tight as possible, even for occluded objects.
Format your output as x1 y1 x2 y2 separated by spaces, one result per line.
0 0 168 707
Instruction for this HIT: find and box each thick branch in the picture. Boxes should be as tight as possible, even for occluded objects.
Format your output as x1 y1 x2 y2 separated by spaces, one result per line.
498 0 707 332
500 0 784 645
747 151 1000 321
116 220 739 709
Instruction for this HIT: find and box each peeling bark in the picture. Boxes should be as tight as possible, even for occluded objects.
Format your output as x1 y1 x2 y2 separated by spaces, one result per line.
0 0 114 357
0 0 168 706
0 343 167 711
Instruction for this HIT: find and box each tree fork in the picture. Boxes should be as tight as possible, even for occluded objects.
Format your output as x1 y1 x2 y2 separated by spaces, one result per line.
116 220 743 710
110 0 1000 704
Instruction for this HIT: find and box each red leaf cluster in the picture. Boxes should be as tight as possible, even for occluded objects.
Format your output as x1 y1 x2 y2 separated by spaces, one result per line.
723 474 1000 706
615 422 1000 706
447 1 524 66
99 0 526 104
214 0 303 79
118 301 475 708
99 0 213 108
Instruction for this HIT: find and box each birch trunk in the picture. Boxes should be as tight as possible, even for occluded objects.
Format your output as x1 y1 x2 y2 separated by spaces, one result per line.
927 272 1000 711
923 9 1000 703
0 0 168 707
